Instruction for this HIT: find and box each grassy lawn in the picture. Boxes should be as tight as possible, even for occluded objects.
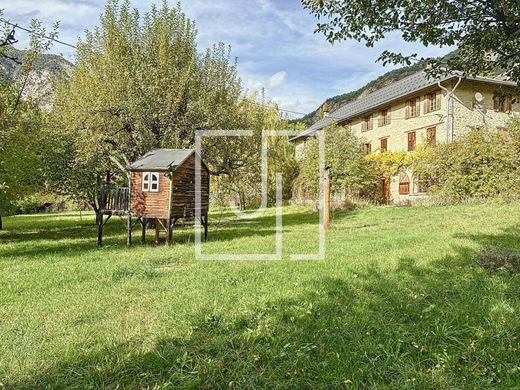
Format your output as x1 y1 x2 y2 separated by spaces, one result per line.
0 204 519 389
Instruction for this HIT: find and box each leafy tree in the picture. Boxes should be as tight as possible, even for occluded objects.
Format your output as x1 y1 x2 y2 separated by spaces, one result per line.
0 81 45 227
0 12 58 228
50 0 295 212
294 125 377 202
302 0 520 82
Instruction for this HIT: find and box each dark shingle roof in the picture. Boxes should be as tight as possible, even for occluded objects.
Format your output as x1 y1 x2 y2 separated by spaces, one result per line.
289 71 517 142
128 149 194 171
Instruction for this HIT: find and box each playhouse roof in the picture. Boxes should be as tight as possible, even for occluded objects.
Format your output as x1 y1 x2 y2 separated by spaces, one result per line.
128 149 195 171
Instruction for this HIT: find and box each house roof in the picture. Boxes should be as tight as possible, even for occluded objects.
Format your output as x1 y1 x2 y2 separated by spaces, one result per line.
128 149 195 171
289 70 517 142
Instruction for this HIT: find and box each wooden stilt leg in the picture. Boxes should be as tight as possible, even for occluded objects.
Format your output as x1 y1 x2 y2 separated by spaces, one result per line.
155 218 160 244
127 214 132 247
141 217 146 244
204 214 208 241
165 217 171 246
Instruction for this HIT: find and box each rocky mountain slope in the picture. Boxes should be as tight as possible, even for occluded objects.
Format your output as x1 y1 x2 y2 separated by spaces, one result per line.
0 47 73 110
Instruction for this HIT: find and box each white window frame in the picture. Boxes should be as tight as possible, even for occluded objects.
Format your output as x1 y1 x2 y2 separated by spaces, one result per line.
142 172 150 192
142 172 160 192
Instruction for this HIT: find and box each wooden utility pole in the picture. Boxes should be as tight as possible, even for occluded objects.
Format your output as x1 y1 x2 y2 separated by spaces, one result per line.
323 168 331 230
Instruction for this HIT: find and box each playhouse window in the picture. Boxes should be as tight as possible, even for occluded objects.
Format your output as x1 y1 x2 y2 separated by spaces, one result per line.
142 172 159 192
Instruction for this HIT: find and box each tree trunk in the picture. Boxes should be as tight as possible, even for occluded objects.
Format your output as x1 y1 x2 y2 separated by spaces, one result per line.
97 212 103 247
0 214 3 230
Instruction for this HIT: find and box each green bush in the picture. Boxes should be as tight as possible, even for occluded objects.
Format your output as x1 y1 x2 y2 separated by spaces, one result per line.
413 122 520 202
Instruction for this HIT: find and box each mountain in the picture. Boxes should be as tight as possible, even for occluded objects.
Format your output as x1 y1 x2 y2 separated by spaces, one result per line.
297 51 469 126
0 47 73 110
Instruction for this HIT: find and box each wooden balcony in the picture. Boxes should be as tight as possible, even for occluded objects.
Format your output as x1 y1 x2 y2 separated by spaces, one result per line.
100 187 129 213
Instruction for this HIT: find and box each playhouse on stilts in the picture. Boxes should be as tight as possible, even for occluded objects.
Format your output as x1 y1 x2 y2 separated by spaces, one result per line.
96 149 210 247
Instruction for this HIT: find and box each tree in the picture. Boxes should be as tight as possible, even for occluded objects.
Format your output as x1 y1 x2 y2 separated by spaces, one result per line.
302 0 520 82
294 124 377 202
50 0 296 212
0 81 44 228
0 12 58 228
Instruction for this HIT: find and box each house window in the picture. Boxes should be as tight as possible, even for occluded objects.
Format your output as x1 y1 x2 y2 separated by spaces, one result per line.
407 131 416 151
362 115 373 131
406 98 420 118
424 91 441 113
361 142 372 155
142 172 160 192
399 171 410 195
380 137 388 152
427 127 436 146
413 175 430 194
378 108 391 126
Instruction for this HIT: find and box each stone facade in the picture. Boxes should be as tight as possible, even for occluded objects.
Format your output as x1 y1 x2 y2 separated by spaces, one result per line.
295 77 519 204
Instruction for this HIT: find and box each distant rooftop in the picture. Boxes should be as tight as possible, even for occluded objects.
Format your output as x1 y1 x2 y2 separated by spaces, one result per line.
290 71 517 142
128 149 194 171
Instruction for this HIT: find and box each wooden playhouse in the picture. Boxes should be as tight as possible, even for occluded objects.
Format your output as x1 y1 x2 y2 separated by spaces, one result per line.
97 149 210 246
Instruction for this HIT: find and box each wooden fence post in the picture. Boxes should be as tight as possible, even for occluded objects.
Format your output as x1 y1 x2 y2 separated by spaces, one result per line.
323 168 331 231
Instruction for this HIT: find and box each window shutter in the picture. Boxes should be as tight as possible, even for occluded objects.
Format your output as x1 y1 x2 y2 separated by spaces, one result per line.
415 99 421 116
405 103 411 119
436 92 441 110
424 94 430 114
497 127 508 137
380 138 387 152
505 96 512 113
378 113 383 127
427 127 436 146
493 96 500 111
408 132 416 151
368 115 373 130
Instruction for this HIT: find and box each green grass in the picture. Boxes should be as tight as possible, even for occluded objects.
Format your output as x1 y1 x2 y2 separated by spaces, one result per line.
0 204 519 389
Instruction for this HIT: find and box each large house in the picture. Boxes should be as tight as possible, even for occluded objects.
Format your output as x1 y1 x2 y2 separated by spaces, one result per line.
290 70 519 203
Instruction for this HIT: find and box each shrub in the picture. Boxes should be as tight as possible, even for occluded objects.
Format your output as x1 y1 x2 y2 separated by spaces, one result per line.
476 246 520 274
413 124 520 202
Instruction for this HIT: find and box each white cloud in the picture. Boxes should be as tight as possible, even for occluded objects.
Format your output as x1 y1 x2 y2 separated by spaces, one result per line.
268 71 286 89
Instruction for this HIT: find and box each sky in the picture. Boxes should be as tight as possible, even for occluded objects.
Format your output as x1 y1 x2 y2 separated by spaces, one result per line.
2 0 453 118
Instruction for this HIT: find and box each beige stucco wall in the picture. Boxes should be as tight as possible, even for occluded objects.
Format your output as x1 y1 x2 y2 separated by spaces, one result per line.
295 78 519 204
294 139 306 159
348 86 445 153
451 80 519 138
